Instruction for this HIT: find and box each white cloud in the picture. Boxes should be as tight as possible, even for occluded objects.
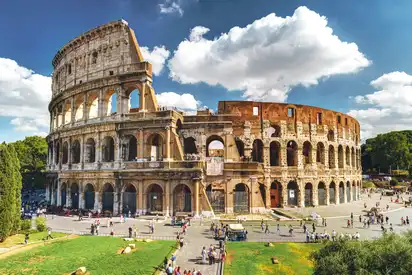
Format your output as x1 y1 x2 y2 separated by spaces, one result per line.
168 6 370 102
348 71 412 140
156 92 200 111
159 0 184 16
140 46 170 76
0 57 51 138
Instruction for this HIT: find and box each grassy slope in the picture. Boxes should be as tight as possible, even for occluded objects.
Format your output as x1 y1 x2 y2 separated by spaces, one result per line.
224 242 321 275
0 232 67 248
0 236 175 275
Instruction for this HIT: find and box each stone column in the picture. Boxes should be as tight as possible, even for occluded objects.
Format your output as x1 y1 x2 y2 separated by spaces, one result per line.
94 191 99 211
194 179 200 217
165 180 171 217
165 126 171 160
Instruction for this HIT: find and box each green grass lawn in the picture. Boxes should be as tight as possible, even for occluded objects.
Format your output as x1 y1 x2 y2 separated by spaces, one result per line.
0 232 67 248
224 242 321 275
0 236 176 275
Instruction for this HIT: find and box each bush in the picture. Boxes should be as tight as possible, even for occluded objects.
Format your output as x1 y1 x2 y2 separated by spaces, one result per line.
20 219 32 232
390 179 399 186
35 217 47 232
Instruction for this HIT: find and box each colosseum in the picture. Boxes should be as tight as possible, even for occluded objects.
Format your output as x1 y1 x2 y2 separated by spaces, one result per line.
46 20 362 217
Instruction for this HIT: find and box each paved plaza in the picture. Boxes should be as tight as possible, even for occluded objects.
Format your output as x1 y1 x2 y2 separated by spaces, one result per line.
43 192 412 275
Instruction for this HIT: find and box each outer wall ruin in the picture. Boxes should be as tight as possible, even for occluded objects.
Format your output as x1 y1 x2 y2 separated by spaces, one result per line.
46 20 362 216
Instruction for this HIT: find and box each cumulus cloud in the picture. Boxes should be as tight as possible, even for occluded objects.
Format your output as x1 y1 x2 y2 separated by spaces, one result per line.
168 6 371 102
140 46 170 76
348 71 412 140
0 57 51 138
156 92 200 111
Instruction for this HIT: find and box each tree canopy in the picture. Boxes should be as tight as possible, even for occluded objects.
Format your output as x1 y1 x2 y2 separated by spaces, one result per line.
362 130 412 174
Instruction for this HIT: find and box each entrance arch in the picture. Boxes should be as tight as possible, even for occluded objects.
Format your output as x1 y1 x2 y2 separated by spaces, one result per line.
123 184 137 214
329 182 336 204
206 185 225 214
287 181 298 206
71 183 79 209
304 183 313 206
61 183 67 207
173 184 192 213
270 181 282 208
102 183 114 212
233 183 249 213
147 184 163 213
339 182 344 204
318 182 326 205
84 184 95 210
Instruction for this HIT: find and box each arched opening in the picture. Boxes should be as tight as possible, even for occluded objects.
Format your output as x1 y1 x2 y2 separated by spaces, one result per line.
233 183 249 213
125 135 137 161
270 181 282 207
71 140 81 164
61 183 67 206
173 184 192 213
62 142 68 164
184 137 198 154
148 134 163 161
346 181 351 202
55 142 60 164
84 184 95 210
235 138 245 158
339 182 344 204
338 145 344 168
102 136 115 162
147 184 163 213
85 138 96 163
328 145 335 169
329 182 336 204
128 89 140 113
268 125 281 138
304 183 313 206
206 136 224 158
302 141 312 165
123 184 137 214
318 182 326 205
206 185 225 213
88 92 99 119
287 181 298 206
71 183 79 209
345 146 350 166
102 183 114 212
270 141 280 166
352 182 356 201
351 147 355 168
252 139 264 163
327 130 334 142
316 142 325 164
287 141 298 166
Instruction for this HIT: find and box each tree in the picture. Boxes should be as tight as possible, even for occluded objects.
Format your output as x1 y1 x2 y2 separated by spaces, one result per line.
311 233 412 275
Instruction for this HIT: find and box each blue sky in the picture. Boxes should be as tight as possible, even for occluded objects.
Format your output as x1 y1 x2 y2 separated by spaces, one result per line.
1 0 412 142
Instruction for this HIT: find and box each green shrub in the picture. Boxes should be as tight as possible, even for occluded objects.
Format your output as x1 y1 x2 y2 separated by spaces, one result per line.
20 219 32 231
35 217 47 232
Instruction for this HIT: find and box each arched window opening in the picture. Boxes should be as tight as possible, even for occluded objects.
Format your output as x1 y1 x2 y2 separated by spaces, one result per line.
85 138 96 163
102 136 115 162
345 146 350 166
148 134 163 161
184 137 198 155
62 142 68 164
235 138 245 158
71 140 81 164
327 130 334 142
102 183 114 212
329 182 336 204
128 89 140 113
206 135 224 158
123 184 137 214
287 181 298 206
318 182 326 205
173 184 192 213
147 184 163 213
328 145 335 169
233 183 249 213
287 141 298 166
316 142 325 164
302 141 312 164
338 145 344 168
252 139 264 163
304 183 313 207
84 184 95 210
270 141 280 166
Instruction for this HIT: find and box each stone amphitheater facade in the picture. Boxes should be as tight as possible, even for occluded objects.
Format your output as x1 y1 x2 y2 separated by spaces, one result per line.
46 20 362 216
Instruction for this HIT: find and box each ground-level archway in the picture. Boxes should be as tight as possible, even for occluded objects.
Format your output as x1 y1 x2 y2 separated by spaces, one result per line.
270 181 282 208
233 183 249 213
287 181 299 206
71 183 79 209
304 183 313 206
329 182 336 204
318 182 326 205
123 184 137 214
206 185 225 214
339 182 345 204
147 184 163 213
102 183 114 212
173 184 192 214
